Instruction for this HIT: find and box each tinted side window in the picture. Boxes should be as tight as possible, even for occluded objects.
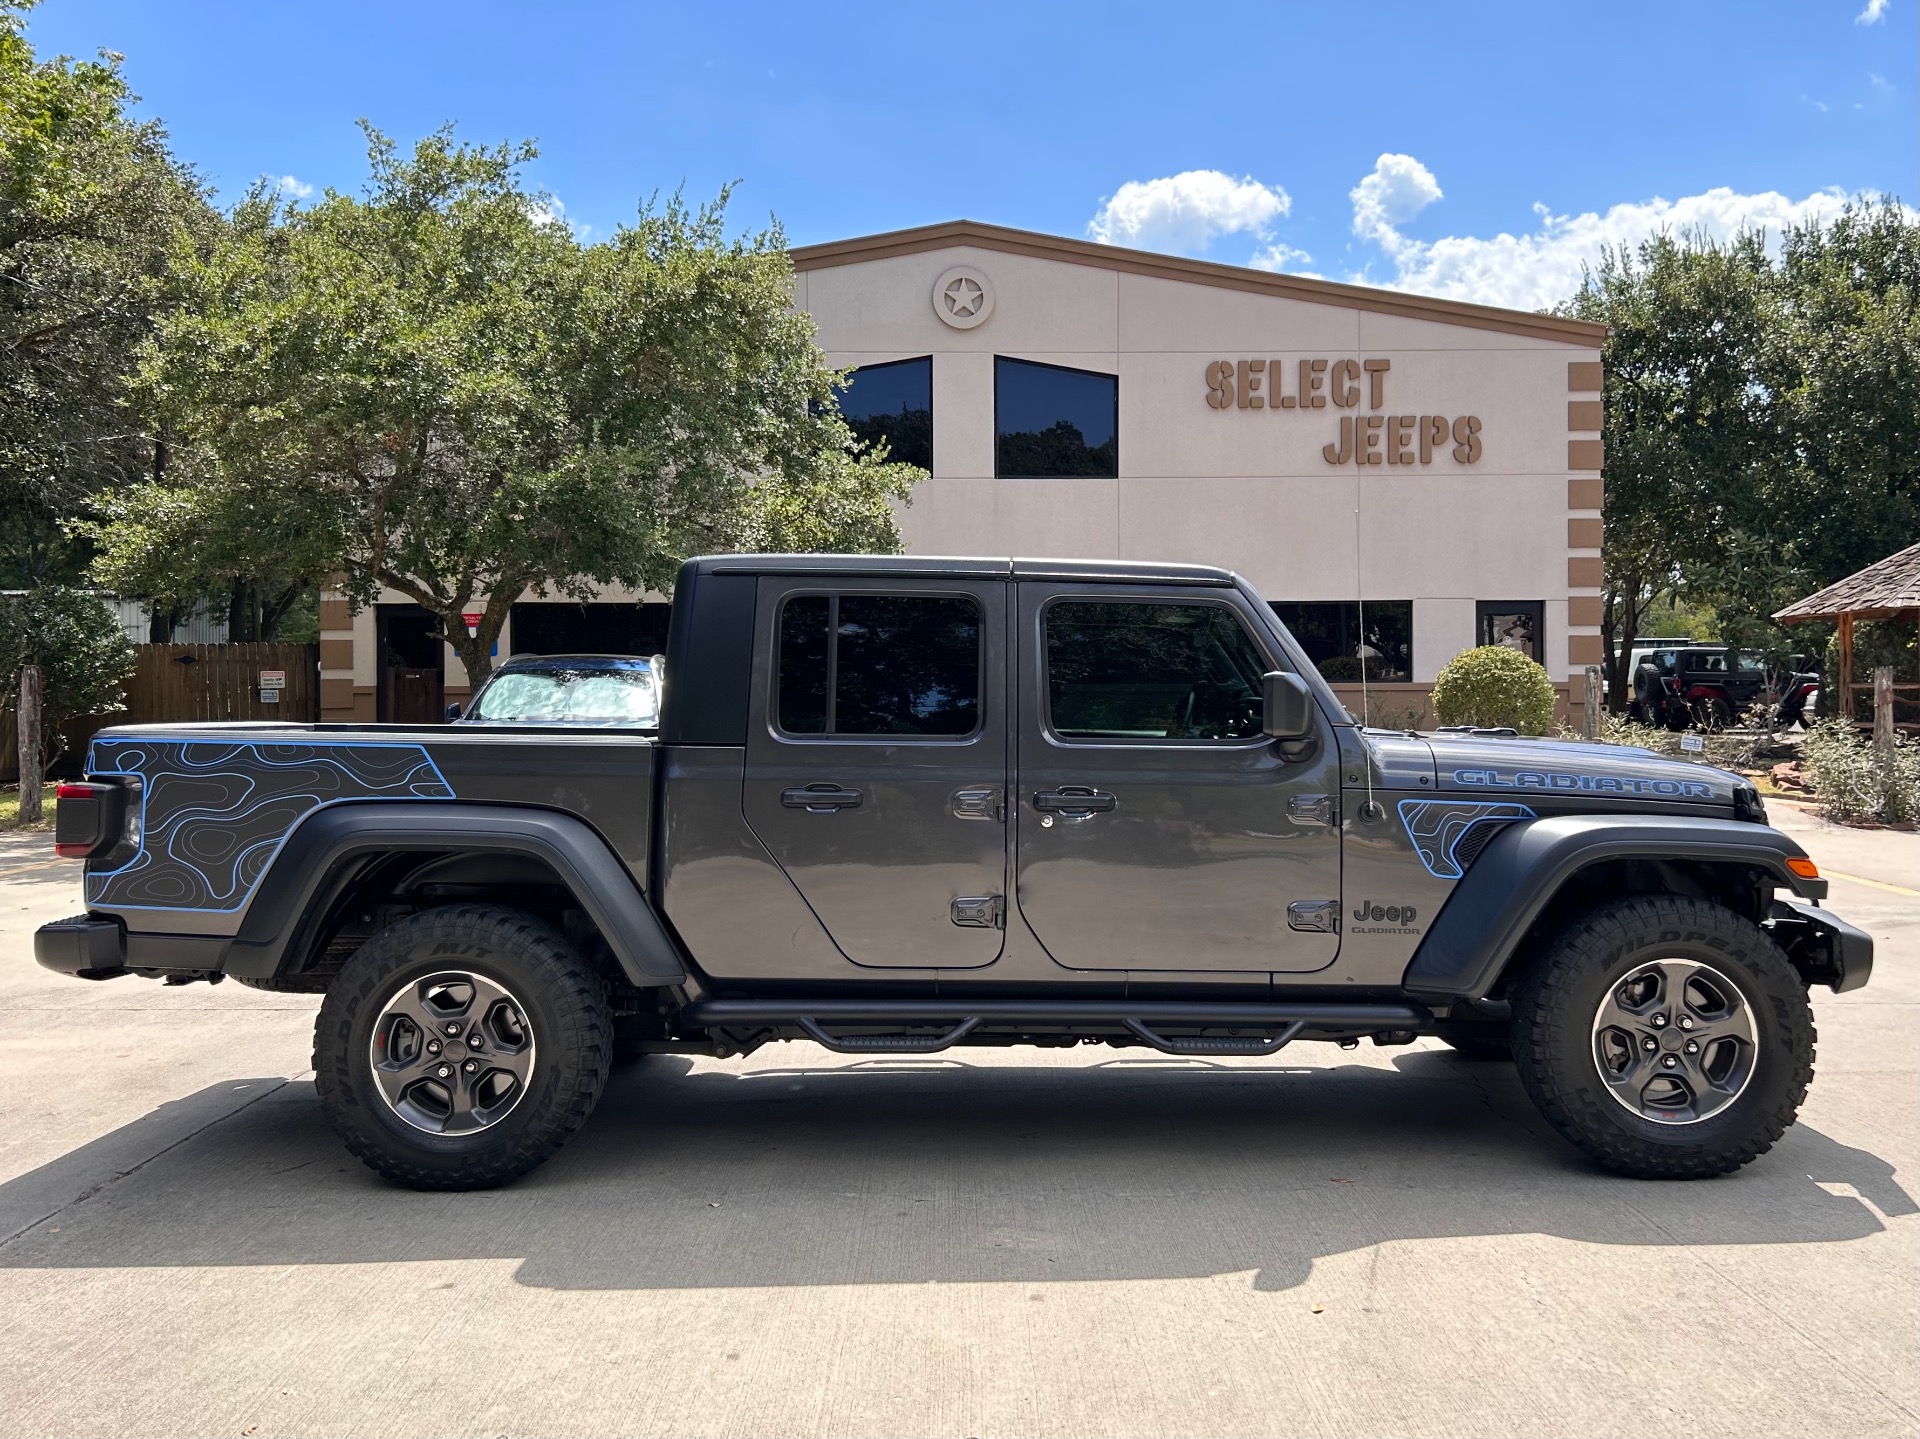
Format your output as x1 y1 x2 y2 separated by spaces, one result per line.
1046 601 1269 741
778 596 830 733
776 594 980 737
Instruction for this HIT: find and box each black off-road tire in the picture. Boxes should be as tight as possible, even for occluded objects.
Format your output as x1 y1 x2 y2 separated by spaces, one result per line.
1435 1022 1514 1061
313 904 612 1191
1511 895 1813 1179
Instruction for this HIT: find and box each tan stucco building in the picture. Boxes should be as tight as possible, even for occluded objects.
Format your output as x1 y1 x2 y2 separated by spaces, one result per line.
320 220 1605 723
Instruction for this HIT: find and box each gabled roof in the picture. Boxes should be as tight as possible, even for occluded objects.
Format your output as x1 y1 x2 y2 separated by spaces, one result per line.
1775 541 1920 623
789 219 1608 348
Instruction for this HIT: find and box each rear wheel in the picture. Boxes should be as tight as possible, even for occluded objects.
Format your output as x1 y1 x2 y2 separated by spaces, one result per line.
313 904 612 1190
1511 895 1813 1178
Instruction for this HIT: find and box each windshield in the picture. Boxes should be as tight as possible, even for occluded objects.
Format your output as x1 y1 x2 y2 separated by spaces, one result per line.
469 666 657 726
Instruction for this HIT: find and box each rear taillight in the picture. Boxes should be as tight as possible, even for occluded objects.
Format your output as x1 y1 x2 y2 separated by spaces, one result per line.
53 781 130 860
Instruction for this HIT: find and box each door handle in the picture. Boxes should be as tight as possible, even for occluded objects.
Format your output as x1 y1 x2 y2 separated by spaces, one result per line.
781 784 863 812
1032 788 1116 814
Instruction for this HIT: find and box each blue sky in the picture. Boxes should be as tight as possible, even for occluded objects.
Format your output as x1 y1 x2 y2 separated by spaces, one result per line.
27 0 1917 309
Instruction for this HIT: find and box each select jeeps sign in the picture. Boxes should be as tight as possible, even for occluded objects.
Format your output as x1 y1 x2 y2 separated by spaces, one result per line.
1202 356 1482 467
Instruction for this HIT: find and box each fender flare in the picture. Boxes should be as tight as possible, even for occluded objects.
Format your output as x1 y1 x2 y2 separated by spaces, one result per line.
220 803 688 987
1401 814 1825 1000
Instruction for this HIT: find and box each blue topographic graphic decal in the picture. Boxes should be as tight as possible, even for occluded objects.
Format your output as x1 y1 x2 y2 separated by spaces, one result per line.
1397 798 1536 880
86 738 454 912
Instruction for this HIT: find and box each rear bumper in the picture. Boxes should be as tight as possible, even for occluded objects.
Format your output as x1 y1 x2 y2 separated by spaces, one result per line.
1770 898 1874 993
34 915 128 979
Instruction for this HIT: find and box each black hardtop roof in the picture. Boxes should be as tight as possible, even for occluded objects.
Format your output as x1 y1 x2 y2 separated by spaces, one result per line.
683 554 1238 586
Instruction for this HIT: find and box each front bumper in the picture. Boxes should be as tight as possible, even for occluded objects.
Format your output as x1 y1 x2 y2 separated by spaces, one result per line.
34 915 127 979
1769 898 1874 993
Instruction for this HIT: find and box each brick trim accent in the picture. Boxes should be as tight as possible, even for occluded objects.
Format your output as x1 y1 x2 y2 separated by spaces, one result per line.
319 598 351 631
1567 399 1603 431
1567 361 1603 391
1568 595 1606 627
320 677 356 711
1567 477 1603 510
1569 634 1605 666
1567 517 1604 549
1568 557 1604 588
319 638 354 671
1568 439 1604 471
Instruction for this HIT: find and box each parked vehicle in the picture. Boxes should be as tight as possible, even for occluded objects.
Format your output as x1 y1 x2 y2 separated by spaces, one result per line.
40 555 1869 1190
1630 646 1819 730
452 653 662 728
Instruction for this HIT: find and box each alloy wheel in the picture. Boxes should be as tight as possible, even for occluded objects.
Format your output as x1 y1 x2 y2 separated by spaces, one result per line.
1590 957 1756 1125
369 971 537 1135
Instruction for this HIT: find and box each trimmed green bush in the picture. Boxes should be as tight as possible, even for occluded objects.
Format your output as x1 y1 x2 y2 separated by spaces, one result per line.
1431 645 1557 734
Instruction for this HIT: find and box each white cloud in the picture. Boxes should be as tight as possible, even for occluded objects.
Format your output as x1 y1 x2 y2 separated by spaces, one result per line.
1088 170 1290 255
275 175 314 199
1248 240 1316 274
1348 155 1882 310
1349 153 1442 246
1856 0 1889 24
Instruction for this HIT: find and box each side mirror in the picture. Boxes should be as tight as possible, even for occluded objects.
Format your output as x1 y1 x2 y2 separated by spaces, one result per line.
1262 671 1313 740
444 702 463 722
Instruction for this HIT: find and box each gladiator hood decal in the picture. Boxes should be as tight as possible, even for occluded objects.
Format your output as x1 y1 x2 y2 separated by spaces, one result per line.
1428 734 1737 804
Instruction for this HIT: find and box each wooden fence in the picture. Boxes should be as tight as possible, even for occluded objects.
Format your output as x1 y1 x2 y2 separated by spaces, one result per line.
4 643 319 781
124 643 319 724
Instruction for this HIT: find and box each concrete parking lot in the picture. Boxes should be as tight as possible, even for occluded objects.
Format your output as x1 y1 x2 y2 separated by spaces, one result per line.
0 801 1913 1438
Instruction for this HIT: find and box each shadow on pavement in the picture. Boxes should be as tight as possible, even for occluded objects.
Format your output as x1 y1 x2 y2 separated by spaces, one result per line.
1 1051 1910 1293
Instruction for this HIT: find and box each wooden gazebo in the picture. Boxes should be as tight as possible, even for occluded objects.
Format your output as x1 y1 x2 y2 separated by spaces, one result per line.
1775 540 1920 731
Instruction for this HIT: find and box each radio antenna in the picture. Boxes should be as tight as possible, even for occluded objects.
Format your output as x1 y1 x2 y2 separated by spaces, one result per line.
1354 468 1376 815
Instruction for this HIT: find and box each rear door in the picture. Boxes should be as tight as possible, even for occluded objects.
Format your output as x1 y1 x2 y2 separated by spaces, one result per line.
1012 583 1342 973
742 576 1009 969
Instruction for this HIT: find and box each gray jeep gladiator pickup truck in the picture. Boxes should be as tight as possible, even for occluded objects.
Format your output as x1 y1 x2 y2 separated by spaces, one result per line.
37 555 1872 1190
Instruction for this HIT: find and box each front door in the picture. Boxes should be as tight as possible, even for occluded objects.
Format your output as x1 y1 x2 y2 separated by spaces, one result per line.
743 577 1009 969
1013 584 1342 973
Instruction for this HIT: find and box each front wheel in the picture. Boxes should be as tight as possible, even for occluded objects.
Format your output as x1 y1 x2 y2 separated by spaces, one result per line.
1511 895 1813 1179
313 904 612 1190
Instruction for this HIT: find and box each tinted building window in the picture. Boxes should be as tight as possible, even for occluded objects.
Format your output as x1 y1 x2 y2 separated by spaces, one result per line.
777 594 980 736
837 357 932 472
1046 601 1268 741
1477 601 1543 664
1270 602 1413 683
995 357 1118 478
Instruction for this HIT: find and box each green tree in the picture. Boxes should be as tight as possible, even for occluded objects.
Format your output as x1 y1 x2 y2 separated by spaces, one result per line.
1564 205 1920 705
0 583 134 766
111 127 917 686
1766 202 1920 587
0 2 210 587
1563 232 1783 709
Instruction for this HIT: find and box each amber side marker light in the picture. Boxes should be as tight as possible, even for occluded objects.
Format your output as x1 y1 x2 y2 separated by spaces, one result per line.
1786 857 1821 879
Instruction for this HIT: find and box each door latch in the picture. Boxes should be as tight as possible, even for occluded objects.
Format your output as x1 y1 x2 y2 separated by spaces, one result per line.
1287 900 1340 933
949 786 1003 821
950 895 1005 929
781 783 863 812
1032 787 1117 816
1287 793 1337 826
